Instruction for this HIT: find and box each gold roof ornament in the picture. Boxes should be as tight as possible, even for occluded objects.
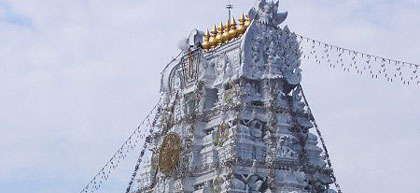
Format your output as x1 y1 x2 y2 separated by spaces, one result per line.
223 19 230 43
202 29 210 50
202 14 251 52
209 24 217 49
229 16 237 40
216 22 224 46
245 15 251 28
237 13 246 36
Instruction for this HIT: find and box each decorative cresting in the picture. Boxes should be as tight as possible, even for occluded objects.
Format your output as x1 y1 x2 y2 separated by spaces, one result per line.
202 13 251 51
158 132 181 176
242 0 302 85
248 0 288 26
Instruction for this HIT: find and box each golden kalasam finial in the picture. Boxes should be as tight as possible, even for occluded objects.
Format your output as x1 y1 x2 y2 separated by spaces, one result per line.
229 16 237 40
216 22 224 46
245 15 251 28
202 29 210 50
209 24 217 48
223 19 230 43
237 13 246 36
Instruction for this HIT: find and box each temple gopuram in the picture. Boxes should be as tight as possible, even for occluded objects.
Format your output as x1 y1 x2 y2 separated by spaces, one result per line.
134 1 338 192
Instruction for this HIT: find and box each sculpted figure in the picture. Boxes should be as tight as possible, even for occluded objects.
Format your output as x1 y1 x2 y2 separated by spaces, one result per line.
244 82 252 97
161 92 170 106
277 135 297 159
225 61 233 78
248 0 288 26
215 55 227 83
202 60 216 81
198 87 207 112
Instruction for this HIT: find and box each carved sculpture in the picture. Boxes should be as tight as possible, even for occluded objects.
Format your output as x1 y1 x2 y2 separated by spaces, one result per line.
135 1 337 193
234 161 268 192
248 0 288 26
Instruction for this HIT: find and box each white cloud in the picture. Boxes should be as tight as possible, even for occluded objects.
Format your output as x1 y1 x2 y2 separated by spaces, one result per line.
0 0 419 193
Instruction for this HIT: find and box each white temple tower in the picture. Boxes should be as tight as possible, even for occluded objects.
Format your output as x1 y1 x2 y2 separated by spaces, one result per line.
135 1 337 192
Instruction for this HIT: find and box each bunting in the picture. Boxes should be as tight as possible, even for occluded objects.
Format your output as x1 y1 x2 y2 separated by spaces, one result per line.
296 34 419 86
79 102 160 193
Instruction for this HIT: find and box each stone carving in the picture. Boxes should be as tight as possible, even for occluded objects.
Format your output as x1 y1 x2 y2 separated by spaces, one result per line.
249 119 264 138
248 0 288 26
223 85 237 105
198 86 207 112
171 71 183 90
225 60 233 78
234 161 268 192
136 1 335 192
210 177 223 193
202 59 216 82
243 82 253 97
278 27 302 85
243 81 261 98
276 170 307 188
183 92 196 116
277 135 298 159
243 7 301 85
188 29 205 48
215 53 229 84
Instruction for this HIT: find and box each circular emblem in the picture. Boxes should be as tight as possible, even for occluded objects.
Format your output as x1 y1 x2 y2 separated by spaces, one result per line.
158 132 181 175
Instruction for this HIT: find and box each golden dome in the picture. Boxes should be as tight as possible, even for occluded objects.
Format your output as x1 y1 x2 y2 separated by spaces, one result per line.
229 16 237 40
203 14 250 50
245 15 251 28
209 24 217 48
237 13 246 36
223 19 230 43
202 29 210 50
216 22 224 46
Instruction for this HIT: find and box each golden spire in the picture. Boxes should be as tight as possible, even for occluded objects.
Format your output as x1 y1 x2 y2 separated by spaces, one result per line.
216 22 224 46
202 29 210 50
245 15 251 28
237 13 246 36
229 16 237 40
223 19 230 43
209 24 217 48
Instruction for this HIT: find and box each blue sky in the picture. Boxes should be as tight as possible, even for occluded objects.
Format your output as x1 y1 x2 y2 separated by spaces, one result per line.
0 2 29 26
0 0 419 193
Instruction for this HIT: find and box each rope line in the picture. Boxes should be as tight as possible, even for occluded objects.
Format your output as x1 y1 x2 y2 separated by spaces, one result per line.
295 33 419 86
286 85 319 192
80 50 183 193
125 106 162 193
299 84 343 193
75 32 420 192
296 33 419 68
79 102 159 193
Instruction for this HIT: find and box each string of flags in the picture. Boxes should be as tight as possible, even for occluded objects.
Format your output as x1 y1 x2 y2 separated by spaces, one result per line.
296 33 419 86
299 84 342 193
81 51 184 193
77 32 419 193
79 102 160 193
125 106 162 193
